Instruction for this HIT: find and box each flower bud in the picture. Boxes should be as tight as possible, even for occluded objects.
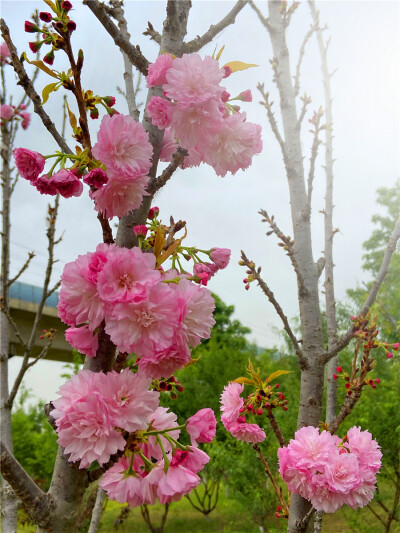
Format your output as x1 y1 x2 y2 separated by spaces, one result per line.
134 225 148 238
387 351 394 359
336 366 342 373
103 96 116 107
43 49 55 65
67 20 76 32
392 343 399 351
90 107 99 119
24 21 40 33
222 65 232 78
221 90 230 103
374 378 381 384
333 373 338 380
345 383 351 389
239 89 252 102
55 21 64 32
147 206 159 219
39 12 52 22
29 40 44 53
61 0 73 11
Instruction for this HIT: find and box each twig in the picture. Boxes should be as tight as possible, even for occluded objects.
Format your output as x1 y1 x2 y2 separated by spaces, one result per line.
294 25 318 97
46 280 61 300
147 147 188 195
0 300 27 349
249 0 269 28
322 216 400 364
83 0 149 75
253 443 289 515
266 408 286 447
7 252 35 287
143 21 162 45
307 109 323 212
297 93 312 130
107 0 140 121
0 441 56 529
0 20 71 154
240 251 306 368
183 1 248 53
257 83 286 156
26 338 54 369
366 503 385 525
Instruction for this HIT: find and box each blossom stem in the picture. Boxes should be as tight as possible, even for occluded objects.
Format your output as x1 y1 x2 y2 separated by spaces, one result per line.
164 434 188 451
137 450 154 472
47 157 62 177
156 435 170 473
144 424 185 436
126 452 134 476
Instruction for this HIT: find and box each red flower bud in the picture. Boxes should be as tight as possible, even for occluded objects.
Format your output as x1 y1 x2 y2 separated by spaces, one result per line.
345 383 351 389
66 20 76 32
61 0 73 11
39 12 52 22
336 366 342 373
24 21 40 33
55 21 64 32
103 96 116 107
277 506 282 511
333 374 338 380
283 406 288 411
387 352 394 359
275 383 280 388
90 107 99 120
29 41 44 53
148 206 159 219
374 378 381 384
134 225 148 238
43 49 55 65
176 385 184 392
392 343 399 351
257 409 263 415
276 513 281 519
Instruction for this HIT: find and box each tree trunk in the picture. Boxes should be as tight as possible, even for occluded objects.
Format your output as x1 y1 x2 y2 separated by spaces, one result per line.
87 487 106 533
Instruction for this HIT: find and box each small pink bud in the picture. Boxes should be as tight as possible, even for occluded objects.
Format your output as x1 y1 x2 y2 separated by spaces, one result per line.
148 206 159 219
245 284 250 290
83 168 108 188
275 383 280 389
43 49 55 65
339 448 346 455
237 416 246 423
221 90 230 103
282 406 288 411
345 383 351 389
336 366 342 373
55 21 64 31
239 407 245 413
387 352 394 359
239 89 252 102
276 513 281 519
243 278 248 283
257 409 263 415
19 104 27 110
90 107 99 119
134 225 148 237
276 506 281 511
333 374 338 380
197 272 209 286
29 41 43 53
222 65 232 78
103 96 116 107
375 378 381 384
392 343 399 351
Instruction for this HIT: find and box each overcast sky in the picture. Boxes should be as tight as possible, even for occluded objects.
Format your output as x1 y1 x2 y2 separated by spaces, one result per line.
3 0 399 404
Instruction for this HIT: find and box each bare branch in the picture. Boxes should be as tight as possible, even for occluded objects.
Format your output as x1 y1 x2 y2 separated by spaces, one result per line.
46 279 61 300
366 503 386 525
297 93 312 130
257 83 286 156
147 147 188 195
143 21 162 45
0 300 26 349
266 408 286 447
0 20 71 154
0 441 55 528
26 336 54 369
253 443 289 515
307 108 323 212
7 252 35 287
183 1 248 53
316 257 325 278
322 216 400 364
249 0 269 28
294 24 319 97
240 251 307 369
107 0 140 121
83 0 149 75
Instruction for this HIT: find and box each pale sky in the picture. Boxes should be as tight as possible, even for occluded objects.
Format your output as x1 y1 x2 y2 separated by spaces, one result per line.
2 1 399 403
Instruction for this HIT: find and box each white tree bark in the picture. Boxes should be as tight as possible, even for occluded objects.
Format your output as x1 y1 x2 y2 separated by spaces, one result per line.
87 487 106 533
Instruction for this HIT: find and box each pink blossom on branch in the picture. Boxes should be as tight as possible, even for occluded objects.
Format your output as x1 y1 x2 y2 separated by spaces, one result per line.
146 53 174 87
65 325 98 357
52 169 83 198
186 408 217 446
0 42 10 62
13 147 45 182
220 382 244 426
210 248 231 269
1 104 14 120
146 96 172 129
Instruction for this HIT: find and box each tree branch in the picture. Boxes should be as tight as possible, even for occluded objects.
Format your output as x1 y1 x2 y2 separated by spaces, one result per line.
7 252 35 287
143 21 162 45
266 408 286 447
366 503 386 525
0 441 56 528
183 0 248 53
0 300 27 349
322 216 400 364
257 83 286 156
249 0 269 29
240 251 307 369
0 19 71 154
147 147 188 195
83 0 149 75
296 93 312 130
307 109 323 213
294 24 318 97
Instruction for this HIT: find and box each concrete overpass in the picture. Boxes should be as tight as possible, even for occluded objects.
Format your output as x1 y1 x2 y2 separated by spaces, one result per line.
9 282 73 363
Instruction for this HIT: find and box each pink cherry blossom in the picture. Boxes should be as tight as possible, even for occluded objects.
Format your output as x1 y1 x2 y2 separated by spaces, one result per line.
1 104 14 120
83 168 108 188
65 325 98 357
186 408 216 446
229 420 266 444
287 427 338 471
139 406 180 461
20 111 31 129
52 169 83 198
204 112 262 177
0 42 10 62
164 54 224 105
159 128 177 162
174 278 215 348
146 96 172 129
239 89 253 102
345 426 382 472
33 175 58 195
55 392 125 469
89 174 149 219
13 147 45 182
99 456 143 506
309 476 345 513
97 246 160 303
169 100 223 149
100 369 159 432
220 382 244 426
52 369 101 420
156 460 201 504
146 53 174 87
325 452 361 493
171 447 210 473
58 252 105 329
210 248 231 269
105 283 178 354
137 338 191 379
92 114 152 179
181 146 204 169
278 447 312 497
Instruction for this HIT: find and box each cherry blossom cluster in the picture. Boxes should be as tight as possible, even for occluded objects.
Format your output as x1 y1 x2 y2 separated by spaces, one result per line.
333 365 381 393
0 41 10 63
278 426 382 513
0 103 30 129
58 243 216 379
24 1 76 65
146 53 263 176
52 369 217 506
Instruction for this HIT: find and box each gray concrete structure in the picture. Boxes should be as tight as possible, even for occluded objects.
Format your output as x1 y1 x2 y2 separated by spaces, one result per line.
9 282 73 363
